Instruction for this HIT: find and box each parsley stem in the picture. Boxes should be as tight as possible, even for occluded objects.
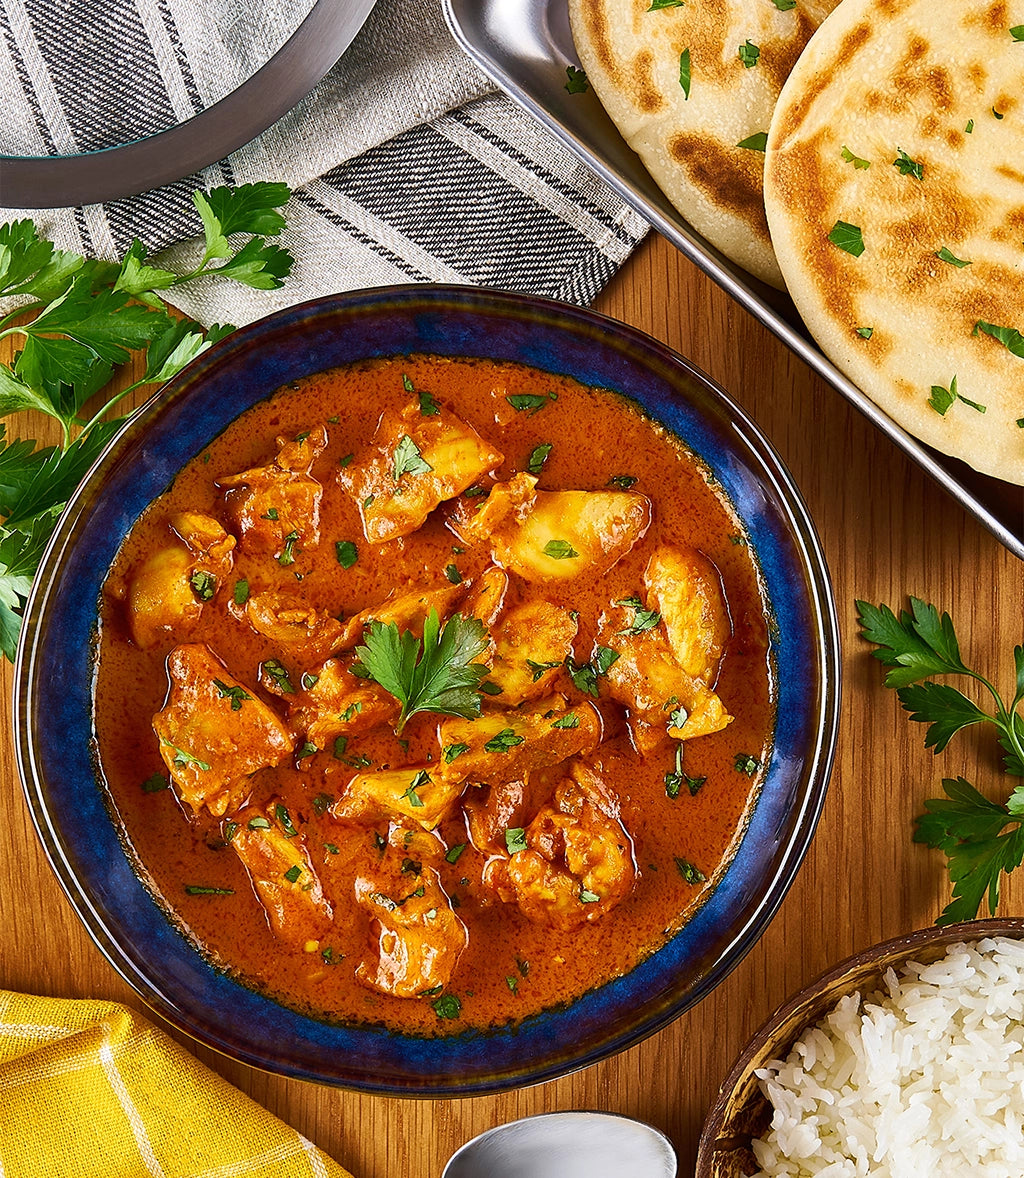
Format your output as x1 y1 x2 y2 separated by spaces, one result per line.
74 380 152 441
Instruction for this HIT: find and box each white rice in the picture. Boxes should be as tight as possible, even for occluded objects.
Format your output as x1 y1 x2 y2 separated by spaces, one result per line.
750 938 1024 1177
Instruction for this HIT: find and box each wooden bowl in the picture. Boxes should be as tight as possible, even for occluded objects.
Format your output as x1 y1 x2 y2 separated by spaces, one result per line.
695 917 1024 1178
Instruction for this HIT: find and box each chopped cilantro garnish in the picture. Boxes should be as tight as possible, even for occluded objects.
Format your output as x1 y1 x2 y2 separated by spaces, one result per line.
248 816 271 830
233 578 249 605
185 885 234 896
734 753 760 776
526 659 560 682
300 671 319 690
445 843 466 864
505 827 528 854
444 742 470 763
526 442 552 474
393 434 432 481
336 539 358 568
140 773 168 793
432 993 462 1019
445 563 462 584
418 388 440 416
212 678 250 710
856 327 874 339
283 864 301 884
617 596 661 635
579 889 600 903
543 539 579 560
312 792 333 814
262 659 294 693
505 975 519 995
607 474 637 489
551 713 580 729
296 742 317 760
190 569 216 601
401 770 430 808
674 857 706 885
506 392 553 414
485 728 525 753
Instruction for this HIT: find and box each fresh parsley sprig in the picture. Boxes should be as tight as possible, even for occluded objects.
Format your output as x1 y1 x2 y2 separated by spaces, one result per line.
354 609 490 733
857 596 1024 924
0 183 294 660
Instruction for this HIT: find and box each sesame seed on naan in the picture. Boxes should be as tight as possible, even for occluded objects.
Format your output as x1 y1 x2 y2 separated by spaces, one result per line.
568 0 839 288
764 0 1024 485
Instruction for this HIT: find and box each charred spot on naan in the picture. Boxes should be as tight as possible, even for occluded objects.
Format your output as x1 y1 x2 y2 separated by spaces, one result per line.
962 1 1011 34
772 23 872 144
634 50 668 115
668 133 769 241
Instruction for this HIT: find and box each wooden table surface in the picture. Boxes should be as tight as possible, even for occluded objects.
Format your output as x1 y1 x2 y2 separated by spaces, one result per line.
1 230 1022 1177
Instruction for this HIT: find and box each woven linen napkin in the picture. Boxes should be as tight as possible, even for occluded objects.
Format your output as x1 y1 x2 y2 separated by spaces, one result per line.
0 990 352 1177
0 0 649 327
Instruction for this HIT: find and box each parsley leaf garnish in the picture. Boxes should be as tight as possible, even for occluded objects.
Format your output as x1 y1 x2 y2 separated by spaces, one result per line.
893 149 924 180
617 596 661 635
858 597 1024 923
828 220 865 257
648 0 684 8
506 392 553 414
212 679 251 711
936 247 971 268
841 146 871 169
973 320 1024 359
738 40 760 68
679 48 692 99
565 66 589 94
736 132 768 152
485 728 525 753
354 609 490 732
336 540 358 568
526 442 552 474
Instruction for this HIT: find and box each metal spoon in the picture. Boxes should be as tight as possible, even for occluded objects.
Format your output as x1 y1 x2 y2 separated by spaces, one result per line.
442 1111 677 1178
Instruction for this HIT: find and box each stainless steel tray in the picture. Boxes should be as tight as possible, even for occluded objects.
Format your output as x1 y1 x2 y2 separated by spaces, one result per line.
444 0 1024 559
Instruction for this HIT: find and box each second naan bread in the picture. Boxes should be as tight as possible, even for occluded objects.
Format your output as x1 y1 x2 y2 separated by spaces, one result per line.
764 0 1024 484
568 0 838 288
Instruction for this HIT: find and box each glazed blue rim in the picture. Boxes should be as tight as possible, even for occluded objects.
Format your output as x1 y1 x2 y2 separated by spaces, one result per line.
15 286 840 1096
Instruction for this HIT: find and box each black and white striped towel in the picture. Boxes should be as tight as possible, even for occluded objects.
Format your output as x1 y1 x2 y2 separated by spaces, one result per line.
0 0 648 326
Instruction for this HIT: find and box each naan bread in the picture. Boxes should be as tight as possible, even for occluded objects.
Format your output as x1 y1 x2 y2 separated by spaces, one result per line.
764 0 1024 485
568 0 839 288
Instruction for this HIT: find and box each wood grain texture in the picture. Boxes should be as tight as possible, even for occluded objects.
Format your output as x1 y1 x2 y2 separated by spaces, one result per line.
1 233 1022 1177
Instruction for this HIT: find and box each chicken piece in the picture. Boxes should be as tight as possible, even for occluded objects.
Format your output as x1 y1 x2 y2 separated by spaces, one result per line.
354 860 467 998
332 766 465 831
126 512 235 648
597 604 732 754
287 656 398 749
339 401 503 544
217 426 327 558
337 582 468 648
231 802 332 947
643 546 730 683
437 698 602 788
465 774 564 854
462 565 509 629
487 599 577 704
506 762 636 928
454 474 651 583
245 591 347 663
152 643 293 816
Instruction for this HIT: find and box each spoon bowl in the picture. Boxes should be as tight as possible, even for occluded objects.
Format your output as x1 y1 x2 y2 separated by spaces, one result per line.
442 1111 677 1178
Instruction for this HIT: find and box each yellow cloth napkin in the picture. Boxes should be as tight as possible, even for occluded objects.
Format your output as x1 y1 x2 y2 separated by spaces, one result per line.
0 991 354 1178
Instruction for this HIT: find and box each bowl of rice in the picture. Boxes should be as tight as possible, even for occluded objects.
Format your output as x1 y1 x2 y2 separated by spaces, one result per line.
696 918 1024 1177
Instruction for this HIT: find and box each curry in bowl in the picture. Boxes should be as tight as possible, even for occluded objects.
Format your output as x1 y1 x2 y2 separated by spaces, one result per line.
94 353 773 1033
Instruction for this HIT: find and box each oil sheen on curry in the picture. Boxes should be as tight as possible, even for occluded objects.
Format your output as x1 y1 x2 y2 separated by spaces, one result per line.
94 355 774 1035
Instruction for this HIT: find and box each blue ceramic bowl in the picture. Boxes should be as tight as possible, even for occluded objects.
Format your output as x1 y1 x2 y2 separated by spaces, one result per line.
15 286 840 1095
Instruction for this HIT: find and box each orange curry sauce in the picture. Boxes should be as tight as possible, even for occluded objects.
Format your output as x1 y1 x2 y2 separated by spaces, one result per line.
94 355 773 1035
